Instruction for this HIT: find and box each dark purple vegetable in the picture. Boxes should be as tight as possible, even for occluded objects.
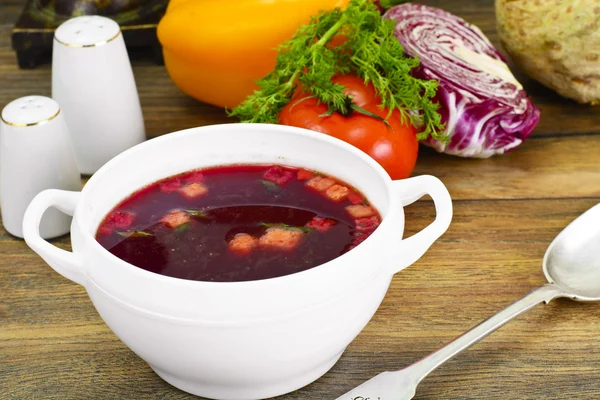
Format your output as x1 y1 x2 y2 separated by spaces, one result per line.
384 3 541 158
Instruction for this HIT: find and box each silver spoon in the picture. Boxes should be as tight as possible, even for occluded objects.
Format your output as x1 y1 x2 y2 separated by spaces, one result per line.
335 203 600 400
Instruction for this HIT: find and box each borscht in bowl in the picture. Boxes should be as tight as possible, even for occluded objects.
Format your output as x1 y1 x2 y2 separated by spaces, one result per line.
97 164 382 282
23 123 452 400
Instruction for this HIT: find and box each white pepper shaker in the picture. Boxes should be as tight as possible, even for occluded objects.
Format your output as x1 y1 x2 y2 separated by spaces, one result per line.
52 15 146 175
0 96 82 239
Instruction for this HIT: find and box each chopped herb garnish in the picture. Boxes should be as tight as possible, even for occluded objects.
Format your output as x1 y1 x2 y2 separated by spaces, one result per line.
259 222 314 233
116 230 153 238
185 209 209 218
174 222 190 232
260 180 281 192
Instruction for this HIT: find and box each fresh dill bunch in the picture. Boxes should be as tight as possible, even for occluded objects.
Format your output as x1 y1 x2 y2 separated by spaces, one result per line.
229 0 445 141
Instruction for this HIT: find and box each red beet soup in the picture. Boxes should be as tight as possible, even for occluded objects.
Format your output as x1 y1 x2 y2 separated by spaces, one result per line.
95 165 382 282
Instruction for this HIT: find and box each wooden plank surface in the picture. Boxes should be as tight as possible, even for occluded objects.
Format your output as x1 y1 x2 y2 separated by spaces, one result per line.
1 0 600 399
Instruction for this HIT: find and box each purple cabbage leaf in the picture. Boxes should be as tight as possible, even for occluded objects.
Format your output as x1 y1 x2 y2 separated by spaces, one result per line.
384 3 541 158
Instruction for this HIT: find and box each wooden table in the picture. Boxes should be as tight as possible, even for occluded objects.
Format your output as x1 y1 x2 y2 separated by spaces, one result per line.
2 1 600 399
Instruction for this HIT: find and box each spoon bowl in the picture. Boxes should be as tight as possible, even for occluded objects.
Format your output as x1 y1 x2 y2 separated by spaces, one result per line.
544 203 600 300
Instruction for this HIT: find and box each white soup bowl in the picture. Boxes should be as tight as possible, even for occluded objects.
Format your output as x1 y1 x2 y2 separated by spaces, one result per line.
23 123 452 400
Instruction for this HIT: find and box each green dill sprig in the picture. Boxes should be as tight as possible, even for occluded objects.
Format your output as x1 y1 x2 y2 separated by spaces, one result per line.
184 209 210 218
229 0 445 142
259 179 282 192
376 0 410 10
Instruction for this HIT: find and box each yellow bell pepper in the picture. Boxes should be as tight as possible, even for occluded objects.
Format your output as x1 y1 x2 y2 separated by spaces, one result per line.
157 0 349 109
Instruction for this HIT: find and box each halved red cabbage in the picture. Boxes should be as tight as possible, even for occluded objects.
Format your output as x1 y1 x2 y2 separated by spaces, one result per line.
384 4 540 158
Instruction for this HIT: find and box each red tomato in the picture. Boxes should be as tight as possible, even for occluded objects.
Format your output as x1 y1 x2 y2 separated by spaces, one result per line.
278 75 418 180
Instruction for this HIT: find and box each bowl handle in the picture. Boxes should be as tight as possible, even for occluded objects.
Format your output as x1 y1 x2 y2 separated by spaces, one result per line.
23 189 87 286
388 175 453 274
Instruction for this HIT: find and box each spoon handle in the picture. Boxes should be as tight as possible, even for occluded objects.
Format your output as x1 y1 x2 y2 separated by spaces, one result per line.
402 283 565 384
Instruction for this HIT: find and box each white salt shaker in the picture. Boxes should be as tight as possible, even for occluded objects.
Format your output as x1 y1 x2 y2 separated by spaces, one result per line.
0 96 82 239
52 16 146 175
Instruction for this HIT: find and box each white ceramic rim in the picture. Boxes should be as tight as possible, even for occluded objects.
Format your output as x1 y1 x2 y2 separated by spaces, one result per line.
78 123 397 289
